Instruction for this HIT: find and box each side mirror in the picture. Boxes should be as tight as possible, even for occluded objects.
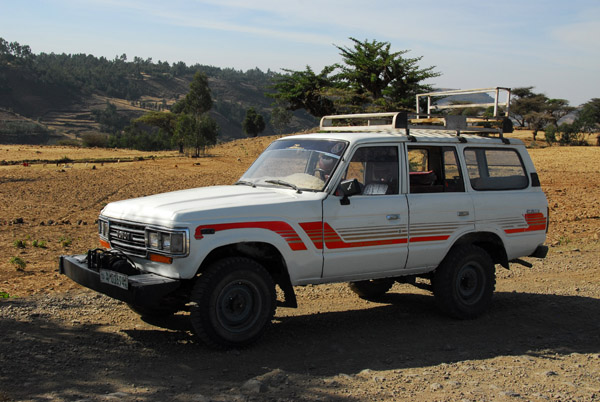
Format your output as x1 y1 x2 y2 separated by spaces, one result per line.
338 179 361 205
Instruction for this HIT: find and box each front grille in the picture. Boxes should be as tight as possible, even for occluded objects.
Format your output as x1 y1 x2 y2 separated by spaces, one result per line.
108 220 147 257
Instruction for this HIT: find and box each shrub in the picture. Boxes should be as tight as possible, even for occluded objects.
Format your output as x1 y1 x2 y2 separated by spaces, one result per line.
9 256 26 270
544 125 556 146
82 133 109 148
32 240 47 248
59 236 72 248
13 239 26 249
0 291 11 298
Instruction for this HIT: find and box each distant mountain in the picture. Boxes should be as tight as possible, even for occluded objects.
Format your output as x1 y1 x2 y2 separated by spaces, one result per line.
0 45 317 145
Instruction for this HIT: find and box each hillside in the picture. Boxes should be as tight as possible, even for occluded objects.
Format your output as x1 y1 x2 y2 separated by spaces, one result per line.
0 48 317 144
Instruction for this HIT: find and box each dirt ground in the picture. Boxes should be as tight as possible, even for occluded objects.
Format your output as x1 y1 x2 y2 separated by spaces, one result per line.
1 133 599 401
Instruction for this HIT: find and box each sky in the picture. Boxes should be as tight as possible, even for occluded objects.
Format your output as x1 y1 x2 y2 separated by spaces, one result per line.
1 0 599 106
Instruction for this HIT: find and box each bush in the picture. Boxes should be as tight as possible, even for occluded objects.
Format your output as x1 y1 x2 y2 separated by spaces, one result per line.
81 133 108 147
32 240 47 248
13 239 26 248
544 125 556 146
9 256 26 271
59 236 72 248
558 123 588 146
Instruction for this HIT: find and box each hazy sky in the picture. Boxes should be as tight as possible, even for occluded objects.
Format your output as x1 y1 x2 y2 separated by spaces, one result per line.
1 0 599 106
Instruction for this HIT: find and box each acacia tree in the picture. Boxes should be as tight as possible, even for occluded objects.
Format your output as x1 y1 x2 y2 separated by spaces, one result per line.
511 87 575 141
242 107 266 137
270 38 440 116
577 98 600 133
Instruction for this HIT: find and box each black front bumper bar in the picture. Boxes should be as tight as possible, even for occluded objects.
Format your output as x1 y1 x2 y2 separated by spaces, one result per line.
59 254 181 307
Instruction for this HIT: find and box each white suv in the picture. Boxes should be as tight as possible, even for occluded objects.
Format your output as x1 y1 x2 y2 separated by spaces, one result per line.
60 112 549 348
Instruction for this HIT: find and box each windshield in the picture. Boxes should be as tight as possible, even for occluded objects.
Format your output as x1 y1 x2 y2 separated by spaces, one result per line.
239 139 347 191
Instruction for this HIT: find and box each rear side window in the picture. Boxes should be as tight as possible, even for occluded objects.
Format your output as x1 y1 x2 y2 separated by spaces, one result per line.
464 148 528 191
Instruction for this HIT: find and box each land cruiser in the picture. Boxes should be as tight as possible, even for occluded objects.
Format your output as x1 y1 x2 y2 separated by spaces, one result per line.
60 110 548 348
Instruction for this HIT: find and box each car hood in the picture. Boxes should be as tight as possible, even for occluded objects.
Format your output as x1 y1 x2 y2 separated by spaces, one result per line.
100 185 324 227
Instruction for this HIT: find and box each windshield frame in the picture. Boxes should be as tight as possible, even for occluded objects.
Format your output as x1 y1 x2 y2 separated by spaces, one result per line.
239 138 348 192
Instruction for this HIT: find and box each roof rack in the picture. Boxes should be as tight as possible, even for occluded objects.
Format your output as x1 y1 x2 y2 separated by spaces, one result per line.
319 112 511 141
415 87 511 118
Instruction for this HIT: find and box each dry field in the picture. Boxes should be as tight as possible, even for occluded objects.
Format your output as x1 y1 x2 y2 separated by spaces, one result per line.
1 133 599 401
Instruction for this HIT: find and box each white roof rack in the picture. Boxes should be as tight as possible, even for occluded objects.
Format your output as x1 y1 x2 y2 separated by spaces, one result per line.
319 111 511 143
320 112 407 131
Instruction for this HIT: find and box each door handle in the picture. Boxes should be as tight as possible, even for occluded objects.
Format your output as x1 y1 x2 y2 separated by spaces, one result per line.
457 211 470 217
386 214 400 220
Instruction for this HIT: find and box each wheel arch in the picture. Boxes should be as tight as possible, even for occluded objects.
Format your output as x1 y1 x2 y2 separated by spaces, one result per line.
198 241 297 307
450 231 509 269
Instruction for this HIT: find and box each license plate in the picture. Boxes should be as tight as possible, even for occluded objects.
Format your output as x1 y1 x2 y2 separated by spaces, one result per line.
100 269 128 290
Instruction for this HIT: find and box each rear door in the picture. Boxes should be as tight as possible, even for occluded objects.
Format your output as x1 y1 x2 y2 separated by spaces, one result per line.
405 145 475 270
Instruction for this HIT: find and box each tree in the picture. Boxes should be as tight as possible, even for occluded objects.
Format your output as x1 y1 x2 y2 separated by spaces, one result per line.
334 38 440 110
510 87 548 129
545 98 575 127
242 107 266 137
577 98 600 133
172 71 212 116
510 87 574 141
163 70 218 154
173 113 218 157
270 104 293 134
270 66 336 117
270 37 440 116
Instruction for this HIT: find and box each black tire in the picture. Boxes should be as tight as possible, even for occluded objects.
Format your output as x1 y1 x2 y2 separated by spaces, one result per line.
127 303 179 318
190 257 276 348
348 278 395 300
433 245 495 319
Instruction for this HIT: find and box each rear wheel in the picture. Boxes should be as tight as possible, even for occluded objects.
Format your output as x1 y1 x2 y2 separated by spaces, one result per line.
433 245 495 319
348 278 395 300
190 257 276 348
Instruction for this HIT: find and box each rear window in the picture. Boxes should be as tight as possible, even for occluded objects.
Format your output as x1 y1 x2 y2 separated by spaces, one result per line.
464 148 528 191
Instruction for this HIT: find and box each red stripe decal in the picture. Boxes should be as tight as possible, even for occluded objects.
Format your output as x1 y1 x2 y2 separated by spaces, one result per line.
300 222 408 250
195 221 307 251
505 213 547 234
409 235 450 243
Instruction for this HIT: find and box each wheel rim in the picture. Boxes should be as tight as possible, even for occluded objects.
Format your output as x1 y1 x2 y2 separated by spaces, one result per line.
215 280 262 333
456 262 484 305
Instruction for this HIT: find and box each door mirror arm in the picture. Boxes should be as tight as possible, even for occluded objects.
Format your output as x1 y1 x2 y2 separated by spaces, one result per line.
338 179 361 205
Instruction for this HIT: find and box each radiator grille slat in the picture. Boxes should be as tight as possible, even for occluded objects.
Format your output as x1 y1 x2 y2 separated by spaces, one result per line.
108 220 147 257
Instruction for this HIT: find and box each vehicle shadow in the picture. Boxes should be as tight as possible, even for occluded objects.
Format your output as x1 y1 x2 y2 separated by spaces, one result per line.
1 291 599 401
127 290 600 374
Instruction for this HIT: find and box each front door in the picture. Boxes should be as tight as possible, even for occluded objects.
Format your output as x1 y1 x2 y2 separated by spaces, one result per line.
319 145 409 280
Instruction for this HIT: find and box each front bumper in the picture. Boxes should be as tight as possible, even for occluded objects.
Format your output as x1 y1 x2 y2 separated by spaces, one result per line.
59 254 181 307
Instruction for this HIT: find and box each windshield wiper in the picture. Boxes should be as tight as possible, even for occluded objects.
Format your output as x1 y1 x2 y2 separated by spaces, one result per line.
235 180 256 187
265 179 302 193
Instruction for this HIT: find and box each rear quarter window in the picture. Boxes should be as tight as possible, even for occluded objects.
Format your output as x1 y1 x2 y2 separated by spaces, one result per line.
464 148 528 191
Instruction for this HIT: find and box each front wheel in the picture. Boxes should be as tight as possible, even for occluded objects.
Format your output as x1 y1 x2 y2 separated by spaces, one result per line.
190 257 276 348
433 245 495 319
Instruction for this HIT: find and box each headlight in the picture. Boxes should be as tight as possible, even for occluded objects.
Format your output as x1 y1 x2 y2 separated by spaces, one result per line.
145 228 188 256
98 218 109 239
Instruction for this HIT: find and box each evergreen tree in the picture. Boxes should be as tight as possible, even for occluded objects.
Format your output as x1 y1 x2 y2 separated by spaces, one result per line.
270 37 440 116
242 107 266 137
